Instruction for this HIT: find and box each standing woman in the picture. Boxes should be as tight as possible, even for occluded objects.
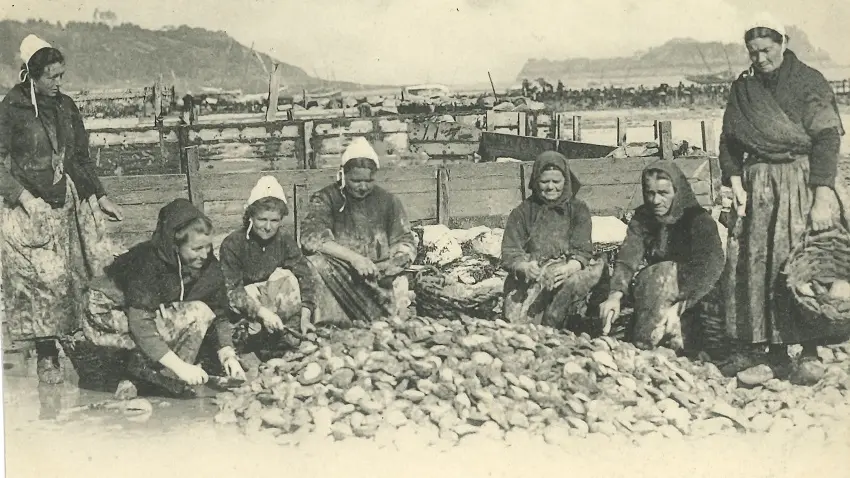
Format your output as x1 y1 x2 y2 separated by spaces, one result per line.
301 137 417 324
720 14 848 374
501 151 605 329
0 35 123 384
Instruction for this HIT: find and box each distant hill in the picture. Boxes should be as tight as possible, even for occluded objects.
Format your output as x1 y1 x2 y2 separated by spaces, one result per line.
517 25 835 82
0 19 374 93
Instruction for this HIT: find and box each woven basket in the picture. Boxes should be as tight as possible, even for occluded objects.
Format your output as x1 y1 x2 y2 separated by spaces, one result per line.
786 227 850 335
413 268 503 321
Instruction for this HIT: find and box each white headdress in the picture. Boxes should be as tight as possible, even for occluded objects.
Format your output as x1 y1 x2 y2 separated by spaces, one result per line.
337 137 380 211
244 176 287 238
19 34 52 118
745 12 788 55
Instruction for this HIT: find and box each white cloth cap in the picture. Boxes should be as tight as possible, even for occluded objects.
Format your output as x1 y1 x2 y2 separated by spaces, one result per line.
20 34 52 65
246 175 287 207
340 137 380 169
745 12 786 39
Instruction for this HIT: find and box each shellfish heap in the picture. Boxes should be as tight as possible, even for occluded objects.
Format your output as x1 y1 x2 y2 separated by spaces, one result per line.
214 315 850 446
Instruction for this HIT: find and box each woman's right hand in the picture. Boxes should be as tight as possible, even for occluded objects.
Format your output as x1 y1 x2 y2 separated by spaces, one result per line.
730 176 747 217
350 255 378 278
517 261 541 281
258 307 285 332
599 292 623 336
173 362 209 386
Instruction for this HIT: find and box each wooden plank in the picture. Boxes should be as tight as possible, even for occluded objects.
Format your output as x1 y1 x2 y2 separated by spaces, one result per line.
658 120 673 160
436 167 450 225
572 115 582 142
450 188 522 218
266 63 281 122
293 183 308 245
408 142 478 158
701 121 722 206
100 174 188 205
478 132 617 162
302 120 314 169
616 117 627 146
185 147 205 212
517 112 528 136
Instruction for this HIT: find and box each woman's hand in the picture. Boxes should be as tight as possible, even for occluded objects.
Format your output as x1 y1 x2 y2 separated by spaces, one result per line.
810 187 835 232
258 307 285 332
217 346 246 381
516 260 542 281
350 255 378 278
542 260 582 290
599 292 623 336
172 362 209 386
97 196 124 221
300 307 316 336
729 176 747 217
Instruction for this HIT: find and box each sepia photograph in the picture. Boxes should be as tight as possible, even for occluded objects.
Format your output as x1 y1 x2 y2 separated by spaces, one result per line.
0 0 848 476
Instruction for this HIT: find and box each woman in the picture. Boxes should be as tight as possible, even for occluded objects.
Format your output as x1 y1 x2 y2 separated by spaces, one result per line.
219 176 317 348
501 151 604 329
301 137 417 324
599 161 724 353
82 199 244 395
0 35 123 384
719 14 848 376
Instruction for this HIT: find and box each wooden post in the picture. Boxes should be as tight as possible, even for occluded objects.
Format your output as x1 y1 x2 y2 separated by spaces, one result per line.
517 112 528 136
653 120 659 140
183 146 205 212
519 162 532 200
302 89 308 109
530 112 539 138
293 183 308 246
616 117 627 146
572 115 582 142
302 120 315 169
266 63 281 122
701 120 722 205
436 167 450 225
485 110 496 132
153 76 163 121
558 113 571 140
658 120 673 160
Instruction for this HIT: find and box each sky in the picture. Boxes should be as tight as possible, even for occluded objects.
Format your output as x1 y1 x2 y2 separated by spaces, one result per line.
1 0 847 86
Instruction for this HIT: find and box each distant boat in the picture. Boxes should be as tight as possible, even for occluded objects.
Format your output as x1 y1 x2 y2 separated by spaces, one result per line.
685 71 737 85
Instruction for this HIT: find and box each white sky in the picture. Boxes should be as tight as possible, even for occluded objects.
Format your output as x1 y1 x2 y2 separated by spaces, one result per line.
2 0 847 85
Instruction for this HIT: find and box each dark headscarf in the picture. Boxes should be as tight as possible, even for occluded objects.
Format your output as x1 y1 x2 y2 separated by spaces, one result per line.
149 198 211 267
528 151 582 212
638 160 703 257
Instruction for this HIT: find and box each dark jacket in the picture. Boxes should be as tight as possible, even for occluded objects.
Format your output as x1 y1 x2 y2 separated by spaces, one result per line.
105 199 233 361
0 83 105 207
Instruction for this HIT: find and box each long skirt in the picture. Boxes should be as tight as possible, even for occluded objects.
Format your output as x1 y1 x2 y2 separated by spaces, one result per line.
723 158 850 345
1 179 118 347
503 257 605 329
306 254 410 325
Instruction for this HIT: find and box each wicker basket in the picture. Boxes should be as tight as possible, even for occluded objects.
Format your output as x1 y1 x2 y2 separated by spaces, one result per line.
786 227 850 336
413 268 503 321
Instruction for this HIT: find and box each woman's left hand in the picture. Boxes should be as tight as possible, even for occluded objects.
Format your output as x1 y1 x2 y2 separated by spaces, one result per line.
300 307 316 336
217 346 246 380
98 196 124 222
543 261 581 290
810 200 834 232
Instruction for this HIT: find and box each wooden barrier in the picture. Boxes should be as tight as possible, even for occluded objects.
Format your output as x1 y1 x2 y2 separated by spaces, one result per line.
103 150 716 247
478 132 618 162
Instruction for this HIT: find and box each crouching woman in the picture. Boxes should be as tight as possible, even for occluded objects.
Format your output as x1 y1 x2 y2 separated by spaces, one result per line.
300 137 417 324
219 176 317 346
599 161 724 352
501 151 605 329
82 199 245 395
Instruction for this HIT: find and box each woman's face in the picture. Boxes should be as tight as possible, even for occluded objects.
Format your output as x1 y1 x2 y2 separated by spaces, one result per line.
344 167 375 199
644 176 676 217
251 209 283 241
537 169 566 201
746 37 784 74
33 62 64 97
177 232 212 270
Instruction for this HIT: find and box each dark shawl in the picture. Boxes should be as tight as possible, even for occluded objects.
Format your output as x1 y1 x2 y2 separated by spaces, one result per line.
501 151 593 271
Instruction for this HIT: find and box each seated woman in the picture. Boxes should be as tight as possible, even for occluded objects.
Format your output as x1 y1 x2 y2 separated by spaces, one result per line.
301 137 417 324
599 161 724 353
82 198 245 395
501 151 605 328
219 176 317 348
